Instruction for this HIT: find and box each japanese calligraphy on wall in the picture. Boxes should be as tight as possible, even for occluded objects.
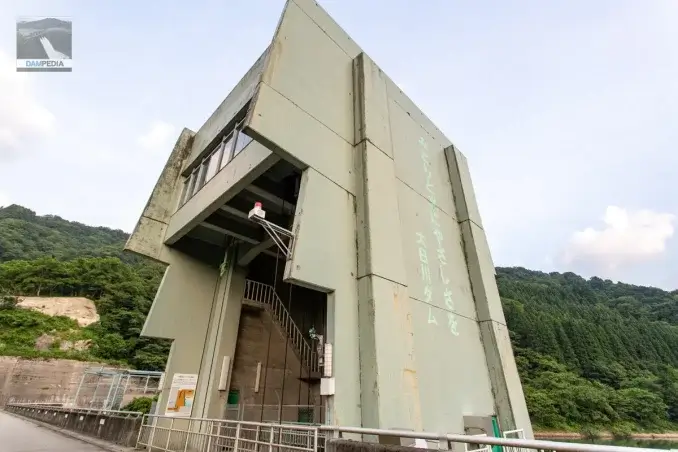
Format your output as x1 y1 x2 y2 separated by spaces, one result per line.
416 136 459 337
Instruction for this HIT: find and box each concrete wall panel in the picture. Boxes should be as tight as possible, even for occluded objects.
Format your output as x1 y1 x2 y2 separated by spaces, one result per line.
480 321 534 438
126 128 194 263
353 54 392 158
357 276 422 431
290 0 361 59
396 182 476 321
141 250 217 340
389 100 456 218
144 250 218 415
384 76 452 150
461 221 505 325
284 168 361 427
355 141 407 284
262 1 354 145
411 301 495 434
165 141 279 244
185 50 268 170
248 83 355 195
445 146 483 227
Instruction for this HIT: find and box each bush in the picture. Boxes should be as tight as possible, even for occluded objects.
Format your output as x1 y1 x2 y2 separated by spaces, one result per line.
0 294 18 310
580 426 601 440
610 423 634 440
121 395 157 414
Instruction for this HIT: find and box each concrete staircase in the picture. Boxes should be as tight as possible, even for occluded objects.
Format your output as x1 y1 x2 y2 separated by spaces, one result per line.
242 280 320 374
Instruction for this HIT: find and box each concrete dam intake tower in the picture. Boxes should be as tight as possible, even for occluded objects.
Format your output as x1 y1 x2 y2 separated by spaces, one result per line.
125 0 533 439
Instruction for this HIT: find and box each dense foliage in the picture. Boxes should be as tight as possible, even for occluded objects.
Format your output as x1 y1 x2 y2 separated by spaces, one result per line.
0 205 170 370
2 204 678 431
121 395 158 414
499 267 678 432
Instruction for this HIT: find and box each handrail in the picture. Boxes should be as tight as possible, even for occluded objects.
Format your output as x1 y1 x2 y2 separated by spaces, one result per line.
6 402 144 418
243 280 319 372
320 425 659 452
135 414 659 452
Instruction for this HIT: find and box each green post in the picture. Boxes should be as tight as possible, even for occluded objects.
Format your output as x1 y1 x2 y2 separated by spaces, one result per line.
491 416 502 452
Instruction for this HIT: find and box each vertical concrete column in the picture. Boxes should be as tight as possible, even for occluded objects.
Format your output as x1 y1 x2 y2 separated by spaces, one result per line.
353 53 424 433
445 146 534 438
142 249 219 418
200 263 245 419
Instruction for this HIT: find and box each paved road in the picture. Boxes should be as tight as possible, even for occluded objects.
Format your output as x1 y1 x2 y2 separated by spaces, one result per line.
0 412 107 451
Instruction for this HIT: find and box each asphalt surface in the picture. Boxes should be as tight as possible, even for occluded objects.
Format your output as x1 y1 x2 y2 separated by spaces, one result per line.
0 411 107 451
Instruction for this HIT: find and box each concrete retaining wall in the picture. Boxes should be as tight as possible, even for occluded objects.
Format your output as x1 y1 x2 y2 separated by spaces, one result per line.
4 404 143 447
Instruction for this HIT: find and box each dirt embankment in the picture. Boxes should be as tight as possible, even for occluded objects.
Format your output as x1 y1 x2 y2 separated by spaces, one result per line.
18 297 99 327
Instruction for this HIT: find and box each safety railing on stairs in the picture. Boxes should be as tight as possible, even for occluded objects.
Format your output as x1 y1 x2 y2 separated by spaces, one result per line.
243 280 319 373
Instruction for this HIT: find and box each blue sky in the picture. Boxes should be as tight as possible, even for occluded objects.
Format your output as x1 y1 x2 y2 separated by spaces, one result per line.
1 0 677 289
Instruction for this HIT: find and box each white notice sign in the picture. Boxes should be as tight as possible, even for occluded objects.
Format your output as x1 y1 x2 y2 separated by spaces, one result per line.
165 373 197 417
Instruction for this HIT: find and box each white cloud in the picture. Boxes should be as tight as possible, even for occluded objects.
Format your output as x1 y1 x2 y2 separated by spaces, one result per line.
0 51 56 161
564 206 675 270
137 120 176 153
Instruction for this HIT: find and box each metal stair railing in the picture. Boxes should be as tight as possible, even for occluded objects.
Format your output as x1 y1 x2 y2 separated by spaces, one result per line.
243 279 319 373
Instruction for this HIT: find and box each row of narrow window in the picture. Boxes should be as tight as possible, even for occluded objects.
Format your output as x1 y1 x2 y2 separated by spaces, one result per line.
180 122 254 207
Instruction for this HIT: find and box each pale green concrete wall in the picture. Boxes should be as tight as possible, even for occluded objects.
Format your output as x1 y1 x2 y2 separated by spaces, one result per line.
245 0 533 437
125 0 533 437
143 249 219 415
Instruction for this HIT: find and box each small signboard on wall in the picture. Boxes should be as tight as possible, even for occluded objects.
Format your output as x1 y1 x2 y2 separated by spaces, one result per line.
165 373 198 417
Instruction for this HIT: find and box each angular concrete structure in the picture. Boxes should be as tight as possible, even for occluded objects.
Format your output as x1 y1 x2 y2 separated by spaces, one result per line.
126 0 533 440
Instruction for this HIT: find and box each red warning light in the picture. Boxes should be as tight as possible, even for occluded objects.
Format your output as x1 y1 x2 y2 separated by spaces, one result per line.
255 202 262 209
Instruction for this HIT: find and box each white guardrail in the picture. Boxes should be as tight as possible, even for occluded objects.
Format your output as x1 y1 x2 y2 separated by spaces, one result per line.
136 414 661 452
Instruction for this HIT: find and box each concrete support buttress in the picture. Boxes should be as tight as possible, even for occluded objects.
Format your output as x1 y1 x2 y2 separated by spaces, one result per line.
353 53 424 434
445 146 534 439
145 249 219 422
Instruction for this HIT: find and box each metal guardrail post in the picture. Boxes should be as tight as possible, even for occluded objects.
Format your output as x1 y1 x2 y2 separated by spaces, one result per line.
269 423 275 452
206 420 214 452
165 417 175 450
136 415 146 449
147 415 157 451
234 422 242 452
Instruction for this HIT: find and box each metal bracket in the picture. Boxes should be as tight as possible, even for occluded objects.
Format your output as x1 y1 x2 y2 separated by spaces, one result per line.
248 202 295 259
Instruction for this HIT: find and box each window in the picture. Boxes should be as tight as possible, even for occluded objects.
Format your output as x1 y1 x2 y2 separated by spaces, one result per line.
232 130 253 159
204 147 221 183
179 178 190 206
184 170 198 203
220 133 235 170
195 164 208 194
177 112 256 210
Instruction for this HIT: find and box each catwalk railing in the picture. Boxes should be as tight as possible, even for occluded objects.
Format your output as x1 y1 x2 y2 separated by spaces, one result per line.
243 279 319 373
136 414 660 452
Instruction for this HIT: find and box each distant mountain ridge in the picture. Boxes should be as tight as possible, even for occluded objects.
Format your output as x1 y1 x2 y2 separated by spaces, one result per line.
0 205 130 262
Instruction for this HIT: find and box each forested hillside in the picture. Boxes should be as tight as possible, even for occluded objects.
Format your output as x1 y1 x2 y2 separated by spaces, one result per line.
0 205 170 370
499 268 678 433
1 204 677 433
